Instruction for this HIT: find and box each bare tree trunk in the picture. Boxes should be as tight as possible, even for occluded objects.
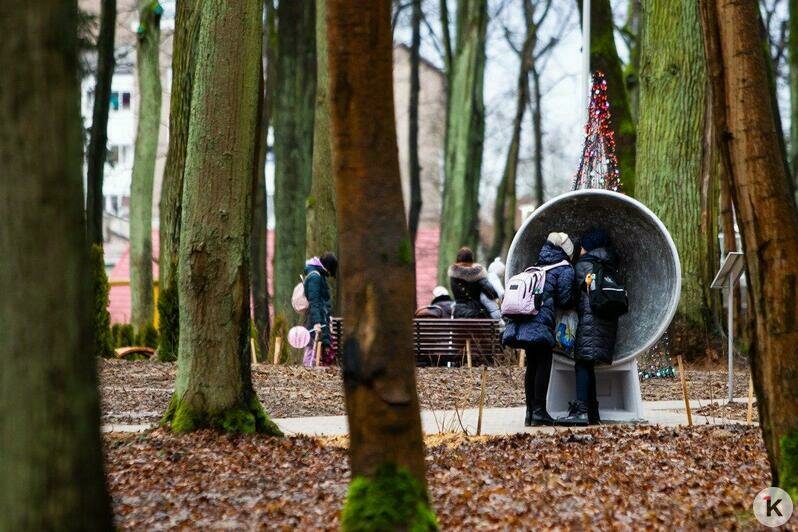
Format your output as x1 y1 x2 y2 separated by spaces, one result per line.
158 0 200 362
273 0 316 351
491 0 534 259
408 0 423 245
637 0 719 357
306 0 337 257
85 0 116 245
0 2 113 527
327 1 434 528
623 0 642 122
251 0 275 361
790 0 798 190
162 0 280 436
704 0 798 495
437 0 487 283
130 0 162 331
531 63 544 206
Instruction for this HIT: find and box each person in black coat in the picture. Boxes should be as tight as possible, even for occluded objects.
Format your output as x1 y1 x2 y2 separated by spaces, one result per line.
448 247 498 318
559 228 619 426
502 233 576 426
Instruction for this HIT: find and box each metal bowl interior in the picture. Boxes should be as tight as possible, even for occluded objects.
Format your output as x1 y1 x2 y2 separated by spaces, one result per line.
506 189 681 364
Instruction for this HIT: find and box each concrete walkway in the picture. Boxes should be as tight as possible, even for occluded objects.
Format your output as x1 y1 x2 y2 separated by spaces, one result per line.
103 397 754 435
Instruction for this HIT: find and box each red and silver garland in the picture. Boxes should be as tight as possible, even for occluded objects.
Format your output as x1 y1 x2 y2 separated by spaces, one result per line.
572 70 622 192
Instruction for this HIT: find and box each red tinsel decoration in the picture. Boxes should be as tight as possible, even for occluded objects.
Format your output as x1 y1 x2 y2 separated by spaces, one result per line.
572 70 623 192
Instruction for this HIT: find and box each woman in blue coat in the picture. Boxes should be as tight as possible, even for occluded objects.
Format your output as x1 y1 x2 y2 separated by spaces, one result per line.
502 233 576 426
302 252 337 367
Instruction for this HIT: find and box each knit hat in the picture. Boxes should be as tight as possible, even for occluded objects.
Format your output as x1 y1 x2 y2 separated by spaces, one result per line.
432 286 449 298
547 232 574 258
581 228 610 252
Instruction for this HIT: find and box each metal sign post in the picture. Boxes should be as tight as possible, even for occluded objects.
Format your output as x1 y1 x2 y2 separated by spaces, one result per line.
710 252 745 404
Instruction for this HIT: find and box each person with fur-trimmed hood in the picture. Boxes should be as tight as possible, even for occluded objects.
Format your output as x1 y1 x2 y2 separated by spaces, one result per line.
447 247 498 319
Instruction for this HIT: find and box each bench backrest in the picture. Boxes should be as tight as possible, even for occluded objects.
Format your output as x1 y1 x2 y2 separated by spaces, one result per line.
413 318 502 364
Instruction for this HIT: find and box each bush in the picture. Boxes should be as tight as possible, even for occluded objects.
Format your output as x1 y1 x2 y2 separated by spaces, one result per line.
157 278 179 362
90 245 113 358
112 323 135 348
137 323 159 348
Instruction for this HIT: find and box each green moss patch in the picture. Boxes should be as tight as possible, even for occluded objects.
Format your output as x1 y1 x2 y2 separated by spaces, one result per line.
157 280 179 361
161 394 283 436
341 463 437 532
780 429 798 499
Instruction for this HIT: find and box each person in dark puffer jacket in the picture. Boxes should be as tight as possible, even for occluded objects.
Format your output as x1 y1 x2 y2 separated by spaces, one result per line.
303 252 337 367
502 233 576 426
559 228 619 426
448 247 498 319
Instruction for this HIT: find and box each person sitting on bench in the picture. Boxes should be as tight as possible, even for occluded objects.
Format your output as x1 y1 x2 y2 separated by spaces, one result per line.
447 247 498 319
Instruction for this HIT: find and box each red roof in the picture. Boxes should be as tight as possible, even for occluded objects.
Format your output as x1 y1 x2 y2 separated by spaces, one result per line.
108 227 440 323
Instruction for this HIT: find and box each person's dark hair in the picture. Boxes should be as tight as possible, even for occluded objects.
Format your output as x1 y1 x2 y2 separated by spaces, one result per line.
456 247 474 264
320 252 338 278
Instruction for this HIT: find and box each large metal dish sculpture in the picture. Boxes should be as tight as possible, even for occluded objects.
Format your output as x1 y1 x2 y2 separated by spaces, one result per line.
505 189 681 419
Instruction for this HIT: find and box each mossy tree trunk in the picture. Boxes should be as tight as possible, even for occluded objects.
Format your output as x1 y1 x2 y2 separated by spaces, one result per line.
408 0 423 246
437 0 487 283
130 0 161 331
251 0 276 361
306 0 337 258
161 0 280 436
622 0 642 122
636 0 719 357
491 0 535 259
85 0 116 246
273 0 316 353
0 2 113 527
577 0 636 195
327 1 435 528
703 0 798 497
158 0 200 362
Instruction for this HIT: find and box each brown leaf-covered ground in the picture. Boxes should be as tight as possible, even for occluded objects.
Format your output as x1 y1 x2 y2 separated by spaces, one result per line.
106 425 771 530
99 360 752 425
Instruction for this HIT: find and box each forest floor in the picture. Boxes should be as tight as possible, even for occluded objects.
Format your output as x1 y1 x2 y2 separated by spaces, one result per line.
100 359 753 426
106 424 770 530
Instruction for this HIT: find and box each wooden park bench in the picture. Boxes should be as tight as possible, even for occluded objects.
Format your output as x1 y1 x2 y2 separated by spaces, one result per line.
413 318 502 367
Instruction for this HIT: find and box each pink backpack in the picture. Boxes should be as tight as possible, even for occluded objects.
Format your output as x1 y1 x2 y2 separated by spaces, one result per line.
501 261 569 317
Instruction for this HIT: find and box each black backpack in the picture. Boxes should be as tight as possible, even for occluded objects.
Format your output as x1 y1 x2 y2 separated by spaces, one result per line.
588 263 629 317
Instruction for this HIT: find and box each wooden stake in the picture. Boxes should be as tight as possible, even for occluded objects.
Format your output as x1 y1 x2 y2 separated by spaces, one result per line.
747 374 754 424
250 338 258 366
677 355 693 426
518 349 525 368
273 336 282 365
466 339 472 369
314 340 322 368
476 366 487 436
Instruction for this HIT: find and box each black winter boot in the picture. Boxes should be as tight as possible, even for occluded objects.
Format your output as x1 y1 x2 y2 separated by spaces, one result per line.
558 401 589 426
531 405 555 426
524 408 533 427
588 401 601 425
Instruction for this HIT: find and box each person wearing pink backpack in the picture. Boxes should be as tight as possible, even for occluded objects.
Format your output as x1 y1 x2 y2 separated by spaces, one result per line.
501 233 576 426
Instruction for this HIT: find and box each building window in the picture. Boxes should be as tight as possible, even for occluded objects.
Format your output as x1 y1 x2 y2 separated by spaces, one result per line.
108 145 120 167
110 92 119 111
122 92 131 109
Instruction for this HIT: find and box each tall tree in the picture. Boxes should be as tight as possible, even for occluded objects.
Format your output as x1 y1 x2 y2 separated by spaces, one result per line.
703 0 798 497
161 0 280 436
85 0 116 245
577 0 636 195
790 0 798 185
130 0 162 331
636 0 719 356
252 0 276 361
327 1 435 527
437 0 488 282
158 0 200 362
491 0 537 259
621 0 642 122
306 0 337 257
273 0 316 344
0 1 113 527
408 0 423 245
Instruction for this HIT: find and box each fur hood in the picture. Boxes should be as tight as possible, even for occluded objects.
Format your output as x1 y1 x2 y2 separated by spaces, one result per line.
448 262 488 282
